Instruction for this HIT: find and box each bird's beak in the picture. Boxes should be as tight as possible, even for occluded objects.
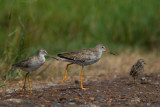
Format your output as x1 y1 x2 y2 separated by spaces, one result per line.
47 54 55 58
105 50 116 55
47 54 58 60
144 62 146 64
47 54 52 57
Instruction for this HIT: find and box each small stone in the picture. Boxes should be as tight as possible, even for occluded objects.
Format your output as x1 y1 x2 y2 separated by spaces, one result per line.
68 102 76 105
23 101 34 107
147 103 150 106
89 97 95 101
69 99 76 102
90 104 99 107
5 98 23 103
154 82 159 85
53 100 61 106
130 96 140 103
96 90 100 92
59 97 67 102
6 89 14 94
75 80 79 84
140 99 147 103
141 77 146 81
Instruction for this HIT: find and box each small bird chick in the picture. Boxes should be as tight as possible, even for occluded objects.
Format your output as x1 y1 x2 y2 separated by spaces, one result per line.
130 59 146 84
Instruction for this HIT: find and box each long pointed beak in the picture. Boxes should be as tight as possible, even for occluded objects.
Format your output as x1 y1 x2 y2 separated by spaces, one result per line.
47 54 58 60
105 50 116 55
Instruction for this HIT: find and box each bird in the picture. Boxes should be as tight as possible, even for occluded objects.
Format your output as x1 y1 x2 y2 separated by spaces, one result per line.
130 59 146 84
12 49 54 94
55 44 115 90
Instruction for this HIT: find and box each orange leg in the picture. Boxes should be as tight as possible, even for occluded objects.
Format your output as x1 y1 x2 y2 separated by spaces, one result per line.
22 72 29 91
28 75 32 94
62 63 72 84
81 67 89 90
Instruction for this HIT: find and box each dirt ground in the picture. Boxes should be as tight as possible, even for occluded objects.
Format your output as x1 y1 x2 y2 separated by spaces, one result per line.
0 53 160 106
0 73 160 106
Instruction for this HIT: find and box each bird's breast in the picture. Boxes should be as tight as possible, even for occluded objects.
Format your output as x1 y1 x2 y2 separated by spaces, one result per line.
28 56 45 70
39 55 46 63
86 59 100 65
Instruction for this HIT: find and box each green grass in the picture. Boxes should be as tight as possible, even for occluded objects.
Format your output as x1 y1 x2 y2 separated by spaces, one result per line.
0 0 160 79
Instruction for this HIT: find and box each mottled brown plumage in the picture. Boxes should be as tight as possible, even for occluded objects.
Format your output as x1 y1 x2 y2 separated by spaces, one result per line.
57 44 115 90
130 59 146 83
58 49 99 61
58 44 115 66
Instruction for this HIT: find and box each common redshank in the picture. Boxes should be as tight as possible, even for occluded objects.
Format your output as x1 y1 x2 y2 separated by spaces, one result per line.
130 59 146 83
12 49 54 94
55 44 115 90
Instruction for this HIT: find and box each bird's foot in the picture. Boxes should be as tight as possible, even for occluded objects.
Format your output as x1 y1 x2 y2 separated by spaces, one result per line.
62 77 66 84
19 86 26 96
22 86 26 91
81 87 89 90
30 90 32 95
62 80 65 84
18 91 25 96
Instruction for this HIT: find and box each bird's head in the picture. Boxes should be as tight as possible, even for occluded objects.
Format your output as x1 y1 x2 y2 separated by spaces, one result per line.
138 59 146 65
95 44 116 55
38 49 48 56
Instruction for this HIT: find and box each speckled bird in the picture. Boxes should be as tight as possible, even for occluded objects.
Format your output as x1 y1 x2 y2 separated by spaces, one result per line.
56 44 115 90
12 49 54 94
130 59 146 83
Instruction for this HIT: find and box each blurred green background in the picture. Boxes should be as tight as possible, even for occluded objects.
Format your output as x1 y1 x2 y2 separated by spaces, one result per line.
0 0 160 80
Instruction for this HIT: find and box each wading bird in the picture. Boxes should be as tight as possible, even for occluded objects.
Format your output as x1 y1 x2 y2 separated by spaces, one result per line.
12 49 54 94
55 44 115 90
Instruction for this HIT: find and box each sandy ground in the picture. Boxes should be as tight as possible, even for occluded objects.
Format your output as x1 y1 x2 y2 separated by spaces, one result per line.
0 52 160 106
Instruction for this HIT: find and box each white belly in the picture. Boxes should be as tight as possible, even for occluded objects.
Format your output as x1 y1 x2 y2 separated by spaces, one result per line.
83 59 100 66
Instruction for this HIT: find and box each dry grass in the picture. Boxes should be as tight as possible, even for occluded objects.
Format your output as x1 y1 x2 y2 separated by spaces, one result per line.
42 51 160 80
0 52 160 93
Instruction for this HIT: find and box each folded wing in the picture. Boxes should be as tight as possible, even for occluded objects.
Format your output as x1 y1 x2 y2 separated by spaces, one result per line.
58 49 98 62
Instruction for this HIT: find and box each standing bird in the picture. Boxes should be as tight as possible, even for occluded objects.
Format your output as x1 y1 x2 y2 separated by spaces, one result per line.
12 49 54 94
130 59 146 83
56 44 115 90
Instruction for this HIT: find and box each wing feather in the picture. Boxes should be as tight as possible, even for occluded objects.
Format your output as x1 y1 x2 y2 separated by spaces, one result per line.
12 56 34 68
58 49 98 61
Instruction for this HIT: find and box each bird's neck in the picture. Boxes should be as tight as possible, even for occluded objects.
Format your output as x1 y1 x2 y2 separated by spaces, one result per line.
96 49 103 59
38 54 46 63
137 62 143 66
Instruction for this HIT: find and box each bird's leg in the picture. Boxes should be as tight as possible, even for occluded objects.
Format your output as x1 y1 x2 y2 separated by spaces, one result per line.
28 73 32 94
22 72 29 91
62 63 72 84
81 67 89 90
